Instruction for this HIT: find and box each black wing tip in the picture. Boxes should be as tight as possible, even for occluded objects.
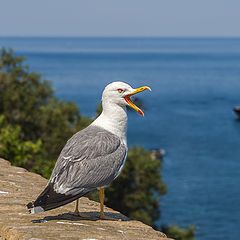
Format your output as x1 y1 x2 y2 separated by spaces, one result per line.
26 184 87 213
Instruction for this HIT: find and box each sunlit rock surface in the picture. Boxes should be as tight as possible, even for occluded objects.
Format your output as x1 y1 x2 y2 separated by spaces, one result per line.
0 158 171 240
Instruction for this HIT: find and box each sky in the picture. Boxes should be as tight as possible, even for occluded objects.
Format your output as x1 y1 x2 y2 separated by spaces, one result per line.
1 0 240 37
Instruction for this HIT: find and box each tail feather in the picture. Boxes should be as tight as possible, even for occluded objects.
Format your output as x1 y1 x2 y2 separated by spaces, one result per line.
27 183 90 214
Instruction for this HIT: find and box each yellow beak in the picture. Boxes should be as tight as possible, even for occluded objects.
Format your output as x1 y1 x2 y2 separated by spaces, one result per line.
124 86 151 116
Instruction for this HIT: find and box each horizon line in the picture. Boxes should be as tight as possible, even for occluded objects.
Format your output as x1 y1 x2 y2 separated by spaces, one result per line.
1 35 240 39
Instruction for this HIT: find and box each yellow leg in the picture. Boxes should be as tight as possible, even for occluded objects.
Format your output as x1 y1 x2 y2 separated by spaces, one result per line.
99 187 105 219
72 198 88 218
74 199 79 213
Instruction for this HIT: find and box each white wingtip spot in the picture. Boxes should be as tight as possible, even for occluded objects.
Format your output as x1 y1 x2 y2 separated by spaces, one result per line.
29 206 44 214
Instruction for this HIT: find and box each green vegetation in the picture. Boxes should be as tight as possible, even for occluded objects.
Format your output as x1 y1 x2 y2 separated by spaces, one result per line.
162 225 195 240
0 48 91 177
0 49 195 239
0 115 42 169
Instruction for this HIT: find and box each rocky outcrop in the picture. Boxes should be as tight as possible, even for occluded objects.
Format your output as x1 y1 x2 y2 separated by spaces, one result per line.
0 158 171 240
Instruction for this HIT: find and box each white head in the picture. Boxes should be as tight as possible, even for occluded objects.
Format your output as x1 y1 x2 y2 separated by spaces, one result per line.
92 81 151 143
102 81 151 116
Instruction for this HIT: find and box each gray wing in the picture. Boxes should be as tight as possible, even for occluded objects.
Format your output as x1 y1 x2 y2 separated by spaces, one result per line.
50 125 127 195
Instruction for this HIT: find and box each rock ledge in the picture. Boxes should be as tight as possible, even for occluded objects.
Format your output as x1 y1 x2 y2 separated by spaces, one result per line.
0 158 170 240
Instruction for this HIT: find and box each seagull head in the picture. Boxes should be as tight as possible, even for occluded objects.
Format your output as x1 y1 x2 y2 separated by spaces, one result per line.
102 81 151 116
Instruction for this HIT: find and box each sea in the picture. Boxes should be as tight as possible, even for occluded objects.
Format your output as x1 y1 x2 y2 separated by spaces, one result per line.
1 37 240 240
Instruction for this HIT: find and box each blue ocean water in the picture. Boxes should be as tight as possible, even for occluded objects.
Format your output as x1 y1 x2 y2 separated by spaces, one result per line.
1 37 240 240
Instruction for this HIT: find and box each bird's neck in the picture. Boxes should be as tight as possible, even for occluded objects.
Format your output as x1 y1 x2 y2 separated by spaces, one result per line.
91 103 128 145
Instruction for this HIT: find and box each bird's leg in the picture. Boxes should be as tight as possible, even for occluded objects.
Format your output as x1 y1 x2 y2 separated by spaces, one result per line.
98 188 117 220
74 199 79 214
99 187 105 219
71 198 88 218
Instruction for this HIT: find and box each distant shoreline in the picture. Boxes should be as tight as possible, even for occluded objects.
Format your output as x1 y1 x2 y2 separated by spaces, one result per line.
1 36 240 39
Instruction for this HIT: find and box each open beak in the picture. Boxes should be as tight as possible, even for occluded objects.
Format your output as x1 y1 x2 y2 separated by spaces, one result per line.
124 86 151 116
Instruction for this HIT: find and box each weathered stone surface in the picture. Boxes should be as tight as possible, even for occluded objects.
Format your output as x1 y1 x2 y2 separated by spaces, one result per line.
0 158 171 240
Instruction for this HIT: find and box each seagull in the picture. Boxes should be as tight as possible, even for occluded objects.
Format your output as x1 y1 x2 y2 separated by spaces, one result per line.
27 81 151 218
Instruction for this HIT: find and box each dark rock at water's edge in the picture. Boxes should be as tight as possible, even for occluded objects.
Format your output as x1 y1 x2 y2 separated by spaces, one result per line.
150 148 166 160
233 106 240 118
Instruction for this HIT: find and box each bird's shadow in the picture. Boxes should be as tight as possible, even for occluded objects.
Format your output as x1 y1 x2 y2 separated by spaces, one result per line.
32 211 129 223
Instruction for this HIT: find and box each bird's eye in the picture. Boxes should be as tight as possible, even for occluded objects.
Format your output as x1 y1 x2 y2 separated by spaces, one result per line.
117 88 124 93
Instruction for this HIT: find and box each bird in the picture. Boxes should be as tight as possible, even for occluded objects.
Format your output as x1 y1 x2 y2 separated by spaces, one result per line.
27 81 151 219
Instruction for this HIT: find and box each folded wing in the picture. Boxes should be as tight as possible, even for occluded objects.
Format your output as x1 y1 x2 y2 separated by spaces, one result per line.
27 125 127 213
